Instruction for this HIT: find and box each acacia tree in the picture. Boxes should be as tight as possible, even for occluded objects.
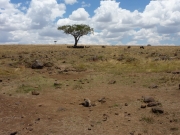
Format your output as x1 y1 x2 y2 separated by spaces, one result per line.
57 24 94 47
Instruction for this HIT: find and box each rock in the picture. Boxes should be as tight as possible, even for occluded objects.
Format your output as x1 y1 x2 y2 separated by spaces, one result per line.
117 55 124 61
141 105 146 108
130 131 135 135
31 91 40 95
10 131 18 135
35 118 40 121
115 113 119 115
148 84 158 89
84 98 91 107
152 107 164 114
103 114 109 121
32 60 44 69
147 102 160 107
98 97 106 103
108 80 116 84
143 96 155 103
54 82 61 86
125 103 128 106
80 98 91 107
172 71 180 74
0 79 2 82
57 107 66 112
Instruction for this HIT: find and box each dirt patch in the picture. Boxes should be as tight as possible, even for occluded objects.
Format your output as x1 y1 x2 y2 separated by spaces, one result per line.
0 45 180 135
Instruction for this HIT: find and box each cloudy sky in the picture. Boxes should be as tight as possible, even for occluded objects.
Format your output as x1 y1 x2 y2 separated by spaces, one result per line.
1 0 180 45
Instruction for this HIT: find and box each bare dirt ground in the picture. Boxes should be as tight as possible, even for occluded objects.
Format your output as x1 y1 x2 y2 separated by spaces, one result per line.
0 45 180 135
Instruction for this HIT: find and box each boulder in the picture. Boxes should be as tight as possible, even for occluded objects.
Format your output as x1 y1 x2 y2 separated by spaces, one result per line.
147 102 160 107
31 91 40 95
80 98 91 107
152 107 164 114
143 96 155 103
31 60 44 69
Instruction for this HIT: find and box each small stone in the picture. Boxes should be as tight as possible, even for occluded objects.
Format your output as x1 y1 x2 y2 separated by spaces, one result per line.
125 103 128 106
0 79 2 82
148 84 158 89
108 80 116 84
80 98 91 107
57 107 66 112
31 91 40 95
143 96 155 103
31 60 44 69
98 97 106 103
141 105 146 108
152 107 164 114
10 131 18 135
88 128 91 130
103 114 108 121
54 82 61 86
147 102 160 107
35 118 40 121
172 71 180 74
115 113 119 115
28 127 33 131
130 131 135 135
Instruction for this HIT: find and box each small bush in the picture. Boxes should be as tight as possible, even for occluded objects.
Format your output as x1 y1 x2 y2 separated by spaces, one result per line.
17 84 41 93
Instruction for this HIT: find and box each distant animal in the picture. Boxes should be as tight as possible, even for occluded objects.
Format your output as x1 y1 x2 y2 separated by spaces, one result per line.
140 46 144 49
127 46 131 49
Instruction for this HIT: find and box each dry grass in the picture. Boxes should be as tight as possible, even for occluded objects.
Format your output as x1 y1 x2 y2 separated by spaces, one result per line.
0 45 180 135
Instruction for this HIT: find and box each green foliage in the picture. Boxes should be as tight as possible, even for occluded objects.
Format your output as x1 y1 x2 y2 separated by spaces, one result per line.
57 24 94 46
58 24 93 36
16 84 41 93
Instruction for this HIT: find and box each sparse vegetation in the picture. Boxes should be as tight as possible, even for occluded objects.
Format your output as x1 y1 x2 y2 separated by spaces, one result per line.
16 84 41 93
140 116 154 124
0 45 180 135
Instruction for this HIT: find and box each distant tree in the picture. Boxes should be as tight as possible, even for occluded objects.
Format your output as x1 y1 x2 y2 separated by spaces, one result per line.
54 41 57 44
57 24 94 47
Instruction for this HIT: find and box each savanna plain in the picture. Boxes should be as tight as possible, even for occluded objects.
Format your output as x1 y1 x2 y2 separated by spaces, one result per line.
0 45 180 135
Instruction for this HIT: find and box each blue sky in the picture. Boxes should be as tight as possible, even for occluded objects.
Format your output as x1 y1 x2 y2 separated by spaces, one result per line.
1 0 180 45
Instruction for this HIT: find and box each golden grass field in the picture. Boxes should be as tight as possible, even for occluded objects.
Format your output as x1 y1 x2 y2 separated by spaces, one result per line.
0 45 180 135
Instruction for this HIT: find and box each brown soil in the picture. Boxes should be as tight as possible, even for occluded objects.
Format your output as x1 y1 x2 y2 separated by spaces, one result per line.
0 45 180 135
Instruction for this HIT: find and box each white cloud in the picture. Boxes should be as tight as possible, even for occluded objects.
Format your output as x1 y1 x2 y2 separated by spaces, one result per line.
27 0 66 29
81 1 91 8
69 8 89 21
1 0 180 45
64 0 77 5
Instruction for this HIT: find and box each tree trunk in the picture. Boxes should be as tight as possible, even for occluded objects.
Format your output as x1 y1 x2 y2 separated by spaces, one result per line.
74 37 78 47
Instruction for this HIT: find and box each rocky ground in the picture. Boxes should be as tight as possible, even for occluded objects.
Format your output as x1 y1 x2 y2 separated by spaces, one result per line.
0 45 180 135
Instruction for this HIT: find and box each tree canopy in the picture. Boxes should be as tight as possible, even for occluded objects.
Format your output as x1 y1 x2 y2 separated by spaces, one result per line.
57 24 94 47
